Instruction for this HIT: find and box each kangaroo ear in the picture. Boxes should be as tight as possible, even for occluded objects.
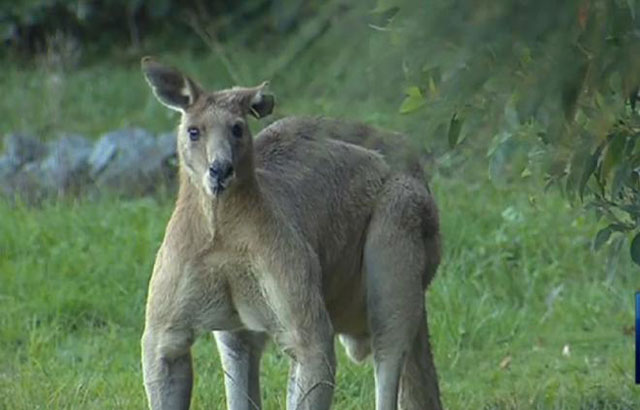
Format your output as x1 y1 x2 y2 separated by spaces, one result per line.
249 82 275 118
141 56 201 112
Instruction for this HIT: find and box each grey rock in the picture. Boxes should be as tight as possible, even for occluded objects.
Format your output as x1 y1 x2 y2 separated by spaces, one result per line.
40 134 93 196
0 156 19 198
89 128 174 196
0 128 180 201
0 133 48 201
157 131 177 161
0 134 93 201
2 133 47 167
6 162 48 202
157 131 178 185
0 156 16 180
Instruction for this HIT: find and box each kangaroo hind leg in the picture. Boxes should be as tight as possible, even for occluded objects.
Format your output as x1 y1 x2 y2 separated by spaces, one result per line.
398 310 442 410
214 330 267 410
364 177 442 410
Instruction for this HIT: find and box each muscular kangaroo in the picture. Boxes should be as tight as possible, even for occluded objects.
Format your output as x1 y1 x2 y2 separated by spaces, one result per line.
140 57 443 410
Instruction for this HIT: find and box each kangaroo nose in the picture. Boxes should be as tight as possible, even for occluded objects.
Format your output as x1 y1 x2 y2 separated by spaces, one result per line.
209 161 234 180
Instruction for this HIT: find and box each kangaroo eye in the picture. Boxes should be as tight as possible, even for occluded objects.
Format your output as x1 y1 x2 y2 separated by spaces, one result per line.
187 126 200 141
231 123 243 139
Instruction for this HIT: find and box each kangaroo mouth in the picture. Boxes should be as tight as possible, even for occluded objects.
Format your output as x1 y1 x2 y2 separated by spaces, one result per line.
212 179 230 195
204 173 235 197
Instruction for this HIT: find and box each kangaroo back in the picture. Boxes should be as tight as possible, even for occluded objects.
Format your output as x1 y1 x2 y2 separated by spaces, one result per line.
258 117 430 182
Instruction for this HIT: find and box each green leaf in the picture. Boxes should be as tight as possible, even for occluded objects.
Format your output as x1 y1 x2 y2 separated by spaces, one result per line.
627 0 636 20
399 86 425 114
504 99 519 130
371 0 399 14
630 232 640 266
447 113 463 148
579 143 605 200
566 143 591 202
593 226 612 251
369 4 400 27
601 134 625 182
487 133 516 185
611 162 631 198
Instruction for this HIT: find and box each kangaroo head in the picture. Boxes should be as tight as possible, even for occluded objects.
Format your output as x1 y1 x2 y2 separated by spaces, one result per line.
141 57 274 197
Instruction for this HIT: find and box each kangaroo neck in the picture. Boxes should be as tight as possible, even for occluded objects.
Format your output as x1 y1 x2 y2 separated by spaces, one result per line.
198 171 267 239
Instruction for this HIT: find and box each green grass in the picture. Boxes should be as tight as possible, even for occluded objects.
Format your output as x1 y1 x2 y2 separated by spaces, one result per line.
0 174 637 409
0 53 395 140
0 18 639 408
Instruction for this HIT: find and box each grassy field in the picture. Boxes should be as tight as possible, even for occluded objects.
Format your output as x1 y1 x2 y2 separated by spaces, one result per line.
0 41 639 409
0 174 637 409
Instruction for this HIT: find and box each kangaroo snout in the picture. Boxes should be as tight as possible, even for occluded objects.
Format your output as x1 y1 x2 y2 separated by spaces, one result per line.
209 160 234 180
207 160 235 195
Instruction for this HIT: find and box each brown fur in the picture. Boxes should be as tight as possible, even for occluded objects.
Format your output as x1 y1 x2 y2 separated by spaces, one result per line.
140 57 442 410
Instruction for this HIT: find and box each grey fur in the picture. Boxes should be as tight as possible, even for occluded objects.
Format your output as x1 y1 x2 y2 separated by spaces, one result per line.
140 57 443 410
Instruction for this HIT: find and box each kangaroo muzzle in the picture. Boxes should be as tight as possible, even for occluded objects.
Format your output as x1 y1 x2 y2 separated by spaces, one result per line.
207 159 235 195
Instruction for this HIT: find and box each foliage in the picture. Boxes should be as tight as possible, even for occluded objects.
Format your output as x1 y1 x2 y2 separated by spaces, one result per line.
372 0 640 265
586 114 640 260
0 0 323 59
0 0 262 56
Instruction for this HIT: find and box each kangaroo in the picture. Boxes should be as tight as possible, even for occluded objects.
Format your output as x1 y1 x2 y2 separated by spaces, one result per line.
140 56 443 410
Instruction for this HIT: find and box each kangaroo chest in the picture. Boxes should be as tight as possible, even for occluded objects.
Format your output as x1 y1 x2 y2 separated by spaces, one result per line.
199 250 279 334
227 266 276 332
